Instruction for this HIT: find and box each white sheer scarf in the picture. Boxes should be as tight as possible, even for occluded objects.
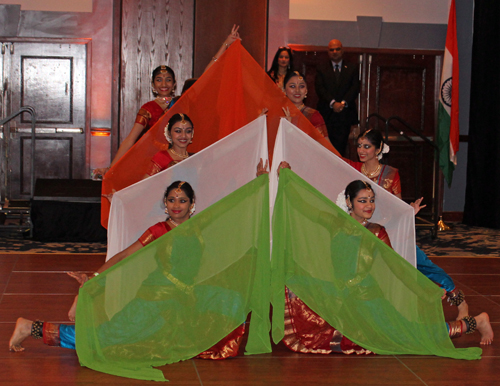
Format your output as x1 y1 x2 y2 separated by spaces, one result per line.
106 116 269 261
269 119 416 266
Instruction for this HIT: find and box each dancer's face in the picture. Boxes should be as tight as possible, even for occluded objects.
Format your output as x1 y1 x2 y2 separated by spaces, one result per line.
153 72 176 98
285 76 307 106
169 121 193 150
349 189 375 223
357 137 378 163
165 190 192 222
278 51 290 69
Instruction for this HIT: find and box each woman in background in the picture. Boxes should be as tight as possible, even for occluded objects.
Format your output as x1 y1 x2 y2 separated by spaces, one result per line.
267 46 293 91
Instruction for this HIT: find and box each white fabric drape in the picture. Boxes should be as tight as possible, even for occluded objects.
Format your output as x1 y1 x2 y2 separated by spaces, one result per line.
269 119 416 266
106 116 269 261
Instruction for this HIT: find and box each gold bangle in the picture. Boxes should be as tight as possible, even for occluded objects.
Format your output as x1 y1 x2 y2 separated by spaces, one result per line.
212 56 218 62
91 272 99 278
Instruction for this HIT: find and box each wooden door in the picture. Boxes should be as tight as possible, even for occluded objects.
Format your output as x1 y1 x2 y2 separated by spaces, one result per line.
1 41 88 199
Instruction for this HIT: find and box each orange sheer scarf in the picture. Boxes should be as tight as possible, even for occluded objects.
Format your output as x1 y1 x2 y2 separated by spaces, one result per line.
101 41 338 227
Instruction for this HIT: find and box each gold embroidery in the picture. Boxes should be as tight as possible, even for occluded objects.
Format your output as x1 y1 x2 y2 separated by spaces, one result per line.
135 108 152 126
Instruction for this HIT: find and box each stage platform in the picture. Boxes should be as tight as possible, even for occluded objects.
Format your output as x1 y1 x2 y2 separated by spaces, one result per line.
31 179 106 242
0 253 499 385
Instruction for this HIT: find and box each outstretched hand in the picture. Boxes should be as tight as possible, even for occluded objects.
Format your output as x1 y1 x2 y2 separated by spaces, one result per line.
67 272 90 288
224 24 241 47
277 161 291 177
92 167 109 180
102 188 117 204
256 158 269 176
282 107 292 122
410 197 426 215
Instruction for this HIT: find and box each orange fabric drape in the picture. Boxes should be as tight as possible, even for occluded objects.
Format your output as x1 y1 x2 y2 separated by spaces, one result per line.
101 41 339 227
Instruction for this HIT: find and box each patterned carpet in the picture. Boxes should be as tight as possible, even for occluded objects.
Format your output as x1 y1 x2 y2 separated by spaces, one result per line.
417 222 500 257
0 232 107 254
0 222 498 256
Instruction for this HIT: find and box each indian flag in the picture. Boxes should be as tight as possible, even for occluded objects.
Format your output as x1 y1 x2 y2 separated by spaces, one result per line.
437 0 459 186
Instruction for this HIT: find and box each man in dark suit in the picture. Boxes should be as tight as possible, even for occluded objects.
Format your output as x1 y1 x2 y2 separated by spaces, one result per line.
315 39 359 156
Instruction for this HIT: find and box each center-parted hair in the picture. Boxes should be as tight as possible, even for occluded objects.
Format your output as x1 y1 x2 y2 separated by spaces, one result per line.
357 129 385 151
151 65 176 84
344 180 375 201
164 181 195 203
284 70 307 89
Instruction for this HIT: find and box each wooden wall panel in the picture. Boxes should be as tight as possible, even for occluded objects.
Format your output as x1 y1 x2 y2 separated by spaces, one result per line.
120 0 194 141
194 0 267 76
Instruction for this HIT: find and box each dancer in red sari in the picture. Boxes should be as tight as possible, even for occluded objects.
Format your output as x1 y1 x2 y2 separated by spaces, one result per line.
93 65 178 179
9 181 245 358
282 179 493 355
283 71 330 140
144 113 195 177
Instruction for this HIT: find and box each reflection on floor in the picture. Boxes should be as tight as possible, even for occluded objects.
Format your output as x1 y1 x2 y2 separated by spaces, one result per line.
0 252 499 385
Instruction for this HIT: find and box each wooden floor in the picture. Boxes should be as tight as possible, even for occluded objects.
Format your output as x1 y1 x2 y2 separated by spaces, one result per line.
1 253 499 385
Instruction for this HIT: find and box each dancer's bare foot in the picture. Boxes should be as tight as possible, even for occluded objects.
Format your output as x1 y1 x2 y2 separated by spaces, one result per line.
9 318 33 352
67 272 89 287
456 300 469 320
475 312 494 345
68 295 78 322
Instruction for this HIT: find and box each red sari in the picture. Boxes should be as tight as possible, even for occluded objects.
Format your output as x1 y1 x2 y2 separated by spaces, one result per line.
283 223 391 355
301 106 329 138
348 161 401 196
145 150 194 177
135 98 177 140
138 220 245 359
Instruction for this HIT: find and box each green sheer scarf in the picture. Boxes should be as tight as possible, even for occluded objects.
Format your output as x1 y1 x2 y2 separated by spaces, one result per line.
271 169 481 360
76 176 271 381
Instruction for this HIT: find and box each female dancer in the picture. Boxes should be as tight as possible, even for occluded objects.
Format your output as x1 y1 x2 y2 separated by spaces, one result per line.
9 181 229 354
93 65 178 178
347 129 401 197
347 129 468 319
283 180 493 356
144 113 194 177
267 46 293 91
283 71 330 140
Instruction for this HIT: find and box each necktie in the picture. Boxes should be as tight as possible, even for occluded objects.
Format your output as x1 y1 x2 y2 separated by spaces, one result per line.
334 64 340 80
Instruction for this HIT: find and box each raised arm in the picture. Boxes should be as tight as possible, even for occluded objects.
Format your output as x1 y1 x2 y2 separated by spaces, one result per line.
203 25 241 73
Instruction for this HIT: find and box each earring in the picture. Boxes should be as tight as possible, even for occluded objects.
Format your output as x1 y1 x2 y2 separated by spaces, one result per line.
190 131 194 144
164 124 172 143
152 87 158 96
165 207 169 215
189 203 196 216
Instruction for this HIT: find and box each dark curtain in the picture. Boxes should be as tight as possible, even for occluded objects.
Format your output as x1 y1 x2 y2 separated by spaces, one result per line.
463 0 500 228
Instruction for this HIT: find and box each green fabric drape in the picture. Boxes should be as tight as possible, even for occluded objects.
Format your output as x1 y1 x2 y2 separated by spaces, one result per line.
76 176 271 381
271 169 481 360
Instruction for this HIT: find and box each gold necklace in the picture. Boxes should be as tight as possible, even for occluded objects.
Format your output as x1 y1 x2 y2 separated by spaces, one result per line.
361 163 382 179
169 148 189 159
169 218 179 227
